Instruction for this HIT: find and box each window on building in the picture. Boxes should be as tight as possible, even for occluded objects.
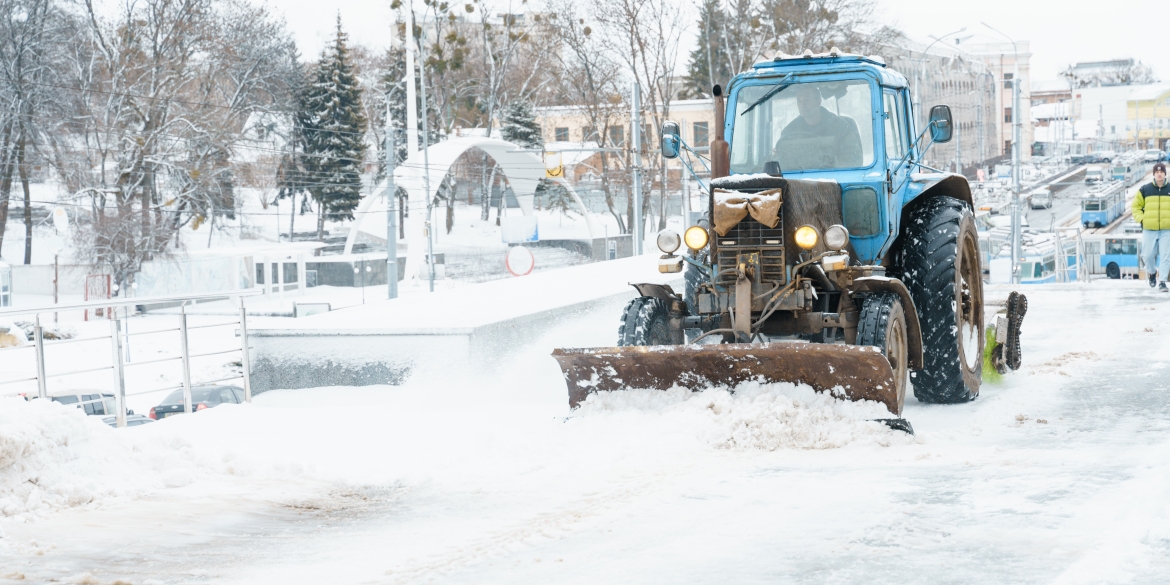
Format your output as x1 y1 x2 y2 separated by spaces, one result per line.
1004 107 1012 124
692 121 709 147
554 127 569 142
1004 140 1011 155
607 125 624 147
1111 125 1116 134
1003 73 1014 89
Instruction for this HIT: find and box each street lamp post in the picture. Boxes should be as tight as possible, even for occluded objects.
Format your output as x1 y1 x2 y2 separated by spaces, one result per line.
914 28 967 131
982 22 1023 284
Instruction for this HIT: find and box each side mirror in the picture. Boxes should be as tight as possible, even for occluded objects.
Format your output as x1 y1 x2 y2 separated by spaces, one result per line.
929 105 953 144
661 121 681 159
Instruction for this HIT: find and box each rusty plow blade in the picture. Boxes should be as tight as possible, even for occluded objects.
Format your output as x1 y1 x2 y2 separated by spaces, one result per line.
552 343 901 416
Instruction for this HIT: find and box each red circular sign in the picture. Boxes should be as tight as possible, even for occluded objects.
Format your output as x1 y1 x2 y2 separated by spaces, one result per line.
506 246 535 276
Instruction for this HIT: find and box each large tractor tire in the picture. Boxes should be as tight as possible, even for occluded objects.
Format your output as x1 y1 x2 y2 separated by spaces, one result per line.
617 297 682 346
683 252 704 315
856 292 909 414
683 251 720 336
896 196 984 403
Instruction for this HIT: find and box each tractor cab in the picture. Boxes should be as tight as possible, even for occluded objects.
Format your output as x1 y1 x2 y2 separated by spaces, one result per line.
723 54 950 263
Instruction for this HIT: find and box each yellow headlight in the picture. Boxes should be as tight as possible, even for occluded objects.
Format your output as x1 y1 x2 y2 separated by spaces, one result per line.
794 225 819 250
684 226 709 250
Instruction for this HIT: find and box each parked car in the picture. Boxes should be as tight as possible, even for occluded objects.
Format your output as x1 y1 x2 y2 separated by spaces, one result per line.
149 385 245 419
1030 187 1053 209
101 413 155 428
1095 150 1117 163
1144 149 1164 162
1085 166 1106 183
47 391 133 417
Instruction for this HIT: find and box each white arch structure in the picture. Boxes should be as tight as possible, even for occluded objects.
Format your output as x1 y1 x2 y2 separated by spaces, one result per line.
343 136 599 283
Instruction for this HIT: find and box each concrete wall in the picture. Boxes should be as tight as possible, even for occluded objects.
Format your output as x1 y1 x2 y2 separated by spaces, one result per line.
246 286 644 393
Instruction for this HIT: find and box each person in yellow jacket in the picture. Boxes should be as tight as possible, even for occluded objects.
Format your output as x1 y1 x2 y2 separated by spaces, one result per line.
1133 162 1170 290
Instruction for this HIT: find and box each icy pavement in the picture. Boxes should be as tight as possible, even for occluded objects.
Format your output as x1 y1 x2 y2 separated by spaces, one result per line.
2 282 1170 584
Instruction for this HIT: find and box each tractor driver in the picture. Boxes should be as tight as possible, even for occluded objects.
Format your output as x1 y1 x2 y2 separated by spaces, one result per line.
774 84 863 169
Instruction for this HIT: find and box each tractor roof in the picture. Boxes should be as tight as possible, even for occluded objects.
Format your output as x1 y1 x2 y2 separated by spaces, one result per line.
742 51 909 88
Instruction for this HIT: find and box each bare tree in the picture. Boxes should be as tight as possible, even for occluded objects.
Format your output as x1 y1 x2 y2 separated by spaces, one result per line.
466 0 554 133
0 0 61 263
596 0 684 232
545 2 630 232
71 207 173 292
38 0 298 290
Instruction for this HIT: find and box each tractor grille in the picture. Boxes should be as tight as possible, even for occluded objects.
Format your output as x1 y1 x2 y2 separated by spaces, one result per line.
714 217 786 285
716 216 782 247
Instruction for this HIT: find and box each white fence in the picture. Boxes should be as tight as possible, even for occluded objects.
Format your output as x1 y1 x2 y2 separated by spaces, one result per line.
0 290 261 427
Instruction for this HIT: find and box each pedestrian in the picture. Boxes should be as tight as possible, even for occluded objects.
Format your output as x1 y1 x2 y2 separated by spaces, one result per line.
1133 162 1170 291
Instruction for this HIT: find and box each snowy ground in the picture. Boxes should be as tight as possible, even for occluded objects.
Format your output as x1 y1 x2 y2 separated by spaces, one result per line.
2 280 1170 584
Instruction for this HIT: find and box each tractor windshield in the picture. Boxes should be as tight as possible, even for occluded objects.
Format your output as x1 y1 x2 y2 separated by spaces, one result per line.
730 79 875 174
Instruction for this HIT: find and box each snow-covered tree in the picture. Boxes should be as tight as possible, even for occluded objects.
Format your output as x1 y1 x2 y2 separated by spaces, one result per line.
1060 60 1158 88
500 99 542 149
536 179 578 219
303 16 368 241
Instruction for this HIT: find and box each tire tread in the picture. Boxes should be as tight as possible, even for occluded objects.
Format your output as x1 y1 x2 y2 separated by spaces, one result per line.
897 196 981 403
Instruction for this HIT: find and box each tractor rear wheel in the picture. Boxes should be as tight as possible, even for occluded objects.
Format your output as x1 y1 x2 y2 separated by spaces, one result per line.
897 197 984 404
617 297 682 346
856 292 909 415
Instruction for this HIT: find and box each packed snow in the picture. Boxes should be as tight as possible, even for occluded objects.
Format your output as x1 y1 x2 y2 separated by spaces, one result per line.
2 280 1170 583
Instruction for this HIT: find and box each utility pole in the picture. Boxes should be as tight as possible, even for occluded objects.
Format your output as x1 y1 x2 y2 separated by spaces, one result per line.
386 106 398 300
405 0 433 292
631 82 643 255
681 117 690 224
420 51 435 292
1010 61 1022 283
983 22 1022 284
404 2 419 158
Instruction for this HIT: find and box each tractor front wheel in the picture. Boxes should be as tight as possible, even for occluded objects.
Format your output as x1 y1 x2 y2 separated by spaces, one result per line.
617 297 682 346
856 292 909 415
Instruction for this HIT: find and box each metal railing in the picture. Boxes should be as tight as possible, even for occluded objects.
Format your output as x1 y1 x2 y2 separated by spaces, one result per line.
0 290 262 428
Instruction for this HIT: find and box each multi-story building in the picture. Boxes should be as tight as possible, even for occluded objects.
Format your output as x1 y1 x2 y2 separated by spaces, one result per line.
964 40 1033 164
535 99 716 192
1073 83 1170 150
883 38 1004 174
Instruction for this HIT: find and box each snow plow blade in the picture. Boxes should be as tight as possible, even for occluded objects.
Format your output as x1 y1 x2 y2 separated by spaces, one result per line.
552 342 901 415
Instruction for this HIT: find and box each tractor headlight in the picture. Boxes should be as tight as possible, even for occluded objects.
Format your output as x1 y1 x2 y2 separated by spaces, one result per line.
824 224 849 250
684 226 709 250
794 225 819 250
656 230 681 254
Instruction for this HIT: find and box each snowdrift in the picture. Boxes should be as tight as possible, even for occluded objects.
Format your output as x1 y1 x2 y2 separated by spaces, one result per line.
0 398 213 520
571 381 914 450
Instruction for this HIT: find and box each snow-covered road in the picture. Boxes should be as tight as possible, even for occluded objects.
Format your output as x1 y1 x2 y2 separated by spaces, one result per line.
3 282 1169 584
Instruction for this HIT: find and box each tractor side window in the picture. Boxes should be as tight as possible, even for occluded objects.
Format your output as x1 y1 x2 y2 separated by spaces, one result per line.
883 91 906 162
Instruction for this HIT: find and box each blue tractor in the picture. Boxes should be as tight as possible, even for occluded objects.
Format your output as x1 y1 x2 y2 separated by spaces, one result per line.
554 51 991 428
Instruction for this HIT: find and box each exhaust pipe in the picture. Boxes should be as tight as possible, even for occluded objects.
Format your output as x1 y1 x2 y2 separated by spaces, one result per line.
712 85 730 179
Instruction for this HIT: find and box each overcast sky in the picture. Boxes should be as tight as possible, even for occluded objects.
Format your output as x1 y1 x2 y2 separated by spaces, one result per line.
275 0 1167 84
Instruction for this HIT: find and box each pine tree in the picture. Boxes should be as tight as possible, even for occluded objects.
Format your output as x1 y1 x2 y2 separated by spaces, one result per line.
500 100 542 149
681 0 734 99
536 179 578 219
303 16 368 241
